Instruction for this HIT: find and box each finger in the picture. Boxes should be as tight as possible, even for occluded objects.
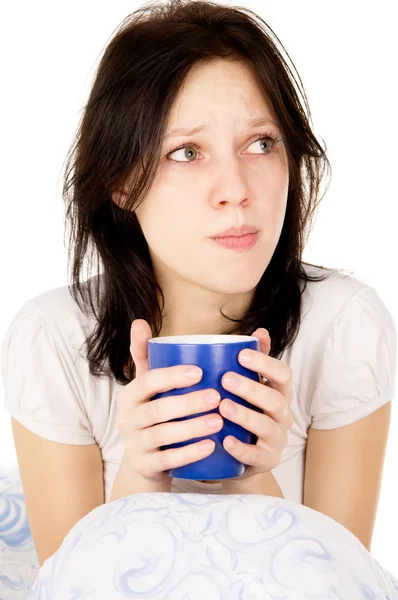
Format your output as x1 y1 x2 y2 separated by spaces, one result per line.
133 388 221 429
133 363 203 407
221 371 288 424
116 363 204 434
251 328 271 356
219 399 286 449
237 348 293 400
129 319 153 378
223 436 281 472
250 329 270 384
145 439 216 475
139 412 224 451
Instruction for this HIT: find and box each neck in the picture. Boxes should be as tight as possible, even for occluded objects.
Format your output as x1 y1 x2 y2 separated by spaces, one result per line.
156 277 256 338
158 295 255 338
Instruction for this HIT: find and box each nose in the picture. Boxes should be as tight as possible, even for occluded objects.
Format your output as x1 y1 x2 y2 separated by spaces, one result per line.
210 156 251 207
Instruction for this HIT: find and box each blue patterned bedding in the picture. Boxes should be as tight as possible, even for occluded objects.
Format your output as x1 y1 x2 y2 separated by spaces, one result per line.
0 467 40 600
1 466 398 599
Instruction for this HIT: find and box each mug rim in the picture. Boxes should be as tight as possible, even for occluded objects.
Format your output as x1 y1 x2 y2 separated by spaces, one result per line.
148 334 258 344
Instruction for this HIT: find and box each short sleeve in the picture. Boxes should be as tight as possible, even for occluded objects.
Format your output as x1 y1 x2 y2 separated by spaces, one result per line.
310 286 397 429
1 302 95 445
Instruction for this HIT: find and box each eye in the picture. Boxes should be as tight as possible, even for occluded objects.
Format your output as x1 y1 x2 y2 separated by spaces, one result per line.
246 135 278 154
165 132 281 165
166 143 200 163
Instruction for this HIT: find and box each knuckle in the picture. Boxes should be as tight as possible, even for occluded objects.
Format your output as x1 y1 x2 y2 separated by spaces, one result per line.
250 448 262 468
140 370 152 392
138 424 153 450
150 424 163 449
272 391 285 414
281 364 293 385
156 449 166 471
236 405 247 427
246 377 257 396
157 448 171 471
146 399 163 424
267 415 280 439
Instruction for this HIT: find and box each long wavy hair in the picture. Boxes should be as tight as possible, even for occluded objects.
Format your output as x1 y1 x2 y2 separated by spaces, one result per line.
63 0 346 385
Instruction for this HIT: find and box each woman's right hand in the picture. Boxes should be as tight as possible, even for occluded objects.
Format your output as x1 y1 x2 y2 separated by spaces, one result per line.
115 319 224 485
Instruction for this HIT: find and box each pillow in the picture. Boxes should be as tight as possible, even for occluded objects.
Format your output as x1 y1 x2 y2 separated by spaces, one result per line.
0 465 40 600
27 492 398 599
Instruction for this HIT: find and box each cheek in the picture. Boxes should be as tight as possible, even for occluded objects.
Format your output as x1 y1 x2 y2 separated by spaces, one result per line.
260 176 288 243
137 195 197 258
260 169 288 210
273 193 288 238
270 164 289 212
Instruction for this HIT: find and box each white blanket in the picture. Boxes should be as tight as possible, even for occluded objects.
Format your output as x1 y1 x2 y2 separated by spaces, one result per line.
26 493 398 599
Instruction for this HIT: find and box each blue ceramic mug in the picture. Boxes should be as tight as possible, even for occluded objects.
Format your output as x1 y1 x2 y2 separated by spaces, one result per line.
147 334 261 480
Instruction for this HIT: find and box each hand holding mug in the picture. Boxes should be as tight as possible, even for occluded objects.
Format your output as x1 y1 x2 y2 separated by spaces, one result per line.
219 328 294 482
115 319 221 486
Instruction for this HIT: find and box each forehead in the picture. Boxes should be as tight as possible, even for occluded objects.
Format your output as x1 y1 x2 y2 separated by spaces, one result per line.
166 59 277 128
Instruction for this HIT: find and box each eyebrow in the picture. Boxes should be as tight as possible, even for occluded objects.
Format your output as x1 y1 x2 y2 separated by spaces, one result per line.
164 117 280 139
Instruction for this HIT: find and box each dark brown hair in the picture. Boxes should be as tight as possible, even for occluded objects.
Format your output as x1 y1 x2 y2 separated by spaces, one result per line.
63 0 346 385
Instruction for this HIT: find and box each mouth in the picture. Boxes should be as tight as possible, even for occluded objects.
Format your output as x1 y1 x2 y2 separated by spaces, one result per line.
211 224 257 238
210 232 258 251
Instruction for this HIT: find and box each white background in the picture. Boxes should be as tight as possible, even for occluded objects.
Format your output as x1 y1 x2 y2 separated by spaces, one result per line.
1 0 397 574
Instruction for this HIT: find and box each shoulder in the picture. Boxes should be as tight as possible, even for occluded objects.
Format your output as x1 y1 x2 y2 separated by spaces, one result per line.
1 275 105 392
299 263 395 335
288 263 396 366
1 275 109 445
301 263 370 322
6 274 103 351
302 266 396 428
284 264 397 430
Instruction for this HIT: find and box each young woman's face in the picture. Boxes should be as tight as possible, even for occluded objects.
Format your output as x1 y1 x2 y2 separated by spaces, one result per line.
134 58 289 297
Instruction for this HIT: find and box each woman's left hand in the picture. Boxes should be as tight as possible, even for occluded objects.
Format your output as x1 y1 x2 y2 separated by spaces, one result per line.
219 328 294 480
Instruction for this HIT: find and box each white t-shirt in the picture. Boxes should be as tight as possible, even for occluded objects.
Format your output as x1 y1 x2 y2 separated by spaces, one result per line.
1 265 396 504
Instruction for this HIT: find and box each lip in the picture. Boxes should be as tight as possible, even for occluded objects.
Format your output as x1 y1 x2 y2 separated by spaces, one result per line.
211 224 257 238
211 232 258 251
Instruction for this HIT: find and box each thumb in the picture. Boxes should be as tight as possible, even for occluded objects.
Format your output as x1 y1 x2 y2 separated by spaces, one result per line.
251 328 271 355
130 319 153 377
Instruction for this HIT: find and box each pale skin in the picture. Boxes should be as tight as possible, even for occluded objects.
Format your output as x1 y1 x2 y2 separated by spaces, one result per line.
113 58 392 551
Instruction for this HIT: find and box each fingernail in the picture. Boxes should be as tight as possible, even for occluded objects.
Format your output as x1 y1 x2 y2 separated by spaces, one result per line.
204 391 221 405
200 440 215 453
239 351 252 363
223 372 239 388
185 367 202 379
206 416 223 428
223 399 237 415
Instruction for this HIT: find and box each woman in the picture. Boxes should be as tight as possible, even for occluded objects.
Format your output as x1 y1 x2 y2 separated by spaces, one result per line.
1 0 395 575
